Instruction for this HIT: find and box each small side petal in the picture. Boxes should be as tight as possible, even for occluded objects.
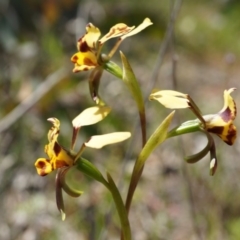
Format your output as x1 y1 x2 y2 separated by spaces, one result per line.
121 18 153 40
35 158 52 176
85 132 131 149
72 106 111 128
149 89 190 109
47 118 60 143
219 88 237 121
99 24 134 44
55 169 66 221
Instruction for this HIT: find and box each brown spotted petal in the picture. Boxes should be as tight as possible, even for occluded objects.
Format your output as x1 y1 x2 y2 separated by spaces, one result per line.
45 141 74 171
71 51 98 73
71 23 100 73
204 88 237 145
35 118 75 176
77 23 101 51
219 88 237 121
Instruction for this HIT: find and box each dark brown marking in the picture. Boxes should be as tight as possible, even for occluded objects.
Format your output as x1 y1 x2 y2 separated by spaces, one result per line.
207 126 224 135
71 55 78 63
84 58 96 66
55 160 69 168
54 142 62 156
37 160 52 176
225 124 237 145
80 41 90 52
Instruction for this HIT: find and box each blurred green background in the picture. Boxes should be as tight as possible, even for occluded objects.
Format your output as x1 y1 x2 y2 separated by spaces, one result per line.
0 0 240 239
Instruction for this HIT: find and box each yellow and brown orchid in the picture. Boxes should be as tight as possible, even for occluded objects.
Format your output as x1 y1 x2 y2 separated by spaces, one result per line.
35 118 74 176
203 88 237 145
35 106 131 219
150 88 237 175
71 18 153 73
150 88 237 145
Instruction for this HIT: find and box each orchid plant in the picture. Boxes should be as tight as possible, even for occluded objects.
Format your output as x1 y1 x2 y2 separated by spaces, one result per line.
35 18 237 240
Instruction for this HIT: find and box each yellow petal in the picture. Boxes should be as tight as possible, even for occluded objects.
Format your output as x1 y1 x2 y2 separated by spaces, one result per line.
71 52 98 72
85 132 131 149
149 89 190 109
77 23 101 50
219 88 237 121
46 142 74 169
121 18 153 40
35 158 52 176
72 106 111 128
44 118 61 159
205 115 237 145
99 23 134 44
47 118 60 143
204 88 237 145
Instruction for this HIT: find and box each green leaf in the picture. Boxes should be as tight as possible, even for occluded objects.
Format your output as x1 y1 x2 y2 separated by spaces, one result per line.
75 158 107 185
120 51 145 114
184 129 212 164
60 168 83 197
106 172 132 240
167 119 201 138
103 60 123 79
135 111 175 173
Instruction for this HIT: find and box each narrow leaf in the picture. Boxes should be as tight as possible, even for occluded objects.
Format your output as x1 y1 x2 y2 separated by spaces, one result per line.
75 158 107 185
106 172 132 240
60 168 83 198
120 51 145 113
103 60 123 79
136 111 175 172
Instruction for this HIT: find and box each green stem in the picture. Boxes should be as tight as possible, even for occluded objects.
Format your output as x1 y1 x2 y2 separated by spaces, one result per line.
167 120 202 139
75 158 131 240
107 173 132 240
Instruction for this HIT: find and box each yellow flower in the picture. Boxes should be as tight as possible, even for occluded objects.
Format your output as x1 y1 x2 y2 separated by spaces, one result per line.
35 118 74 176
71 18 153 73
